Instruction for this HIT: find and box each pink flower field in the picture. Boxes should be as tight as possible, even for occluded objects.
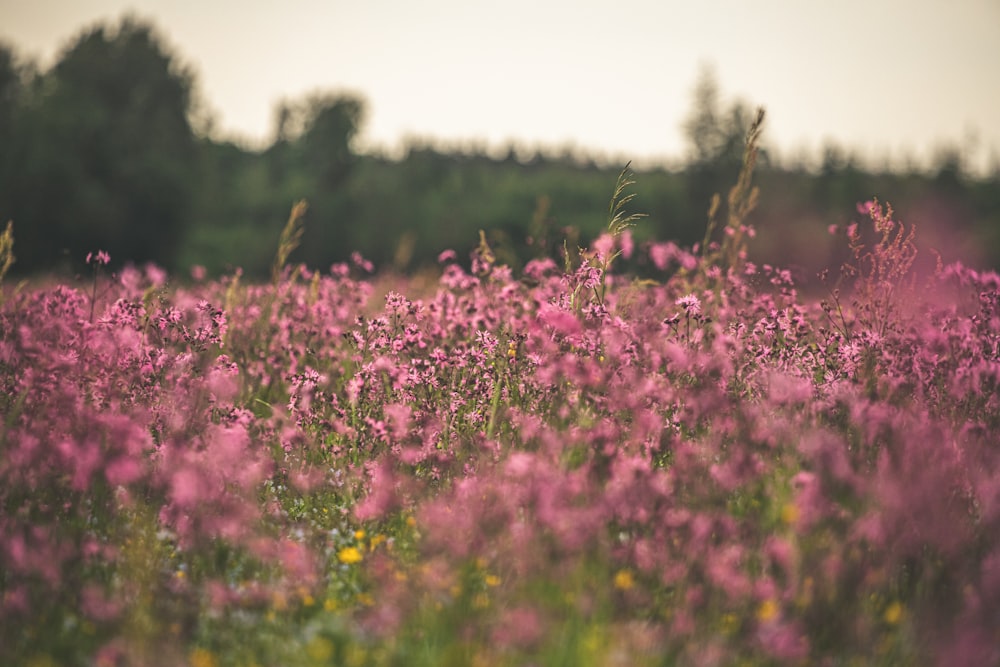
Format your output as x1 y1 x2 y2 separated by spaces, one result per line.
2 188 1000 666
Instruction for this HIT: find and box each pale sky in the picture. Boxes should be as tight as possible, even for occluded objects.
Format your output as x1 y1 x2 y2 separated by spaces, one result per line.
2 0 999 172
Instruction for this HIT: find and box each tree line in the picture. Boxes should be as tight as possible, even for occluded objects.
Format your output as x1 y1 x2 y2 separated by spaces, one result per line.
1 16 997 280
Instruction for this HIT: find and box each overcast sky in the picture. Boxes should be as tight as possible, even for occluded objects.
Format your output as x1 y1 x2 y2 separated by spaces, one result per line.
2 0 999 172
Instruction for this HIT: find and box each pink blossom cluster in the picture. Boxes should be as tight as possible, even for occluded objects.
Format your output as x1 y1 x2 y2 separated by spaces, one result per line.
2 202 1000 665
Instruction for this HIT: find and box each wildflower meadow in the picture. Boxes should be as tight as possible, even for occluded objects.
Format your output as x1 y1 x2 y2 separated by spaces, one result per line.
3 119 1000 666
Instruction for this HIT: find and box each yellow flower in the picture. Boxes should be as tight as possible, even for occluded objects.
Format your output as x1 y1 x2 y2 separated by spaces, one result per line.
721 613 739 635
780 502 800 525
884 601 903 625
345 645 368 667
613 569 635 591
338 546 363 564
484 574 501 588
756 599 779 622
188 648 218 667
354 529 366 541
26 656 58 667
307 637 334 662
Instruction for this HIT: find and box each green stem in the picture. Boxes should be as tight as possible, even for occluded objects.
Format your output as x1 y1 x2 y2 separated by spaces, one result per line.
485 363 506 440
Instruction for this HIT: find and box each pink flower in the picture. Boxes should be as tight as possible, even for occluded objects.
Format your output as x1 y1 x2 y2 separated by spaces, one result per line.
86 250 110 265
206 362 240 403
104 457 142 487
757 620 810 662
278 539 317 585
649 242 674 270
144 263 167 287
675 294 701 317
764 536 794 574
592 233 614 258
346 374 365 405
766 371 812 404
355 461 401 521
170 467 208 508
383 402 413 439
351 251 374 273
620 228 635 259
523 257 557 279
538 303 582 336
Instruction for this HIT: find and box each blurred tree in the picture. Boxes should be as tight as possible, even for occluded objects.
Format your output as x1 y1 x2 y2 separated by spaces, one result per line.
682 66 725 167
681 65 754 169
931 145 965 194
680 65 763 241
268 93 363 187
0 44 26 144
9 16 199 271
4 17 998 279
299 94 364 191
0 44 33 248
263 92 365 268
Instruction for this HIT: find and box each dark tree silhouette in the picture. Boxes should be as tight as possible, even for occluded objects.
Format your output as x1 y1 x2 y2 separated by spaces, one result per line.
8 16 199 271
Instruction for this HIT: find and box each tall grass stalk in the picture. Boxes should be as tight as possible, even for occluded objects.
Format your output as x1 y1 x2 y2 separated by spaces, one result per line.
587 162 647 308
272 200 308 285
698 107 765 276
0 221 15 307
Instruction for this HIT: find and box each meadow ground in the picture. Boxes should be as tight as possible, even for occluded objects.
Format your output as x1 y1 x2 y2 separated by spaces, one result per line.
2 175 1000 666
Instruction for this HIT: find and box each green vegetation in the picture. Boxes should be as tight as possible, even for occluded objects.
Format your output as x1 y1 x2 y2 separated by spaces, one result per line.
4 38 1000 660
4 158 1000 666
1 16 999 281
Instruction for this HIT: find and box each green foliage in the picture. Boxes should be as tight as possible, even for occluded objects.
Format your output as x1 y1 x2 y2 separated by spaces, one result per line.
2 16 999 279
4 17 198 271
